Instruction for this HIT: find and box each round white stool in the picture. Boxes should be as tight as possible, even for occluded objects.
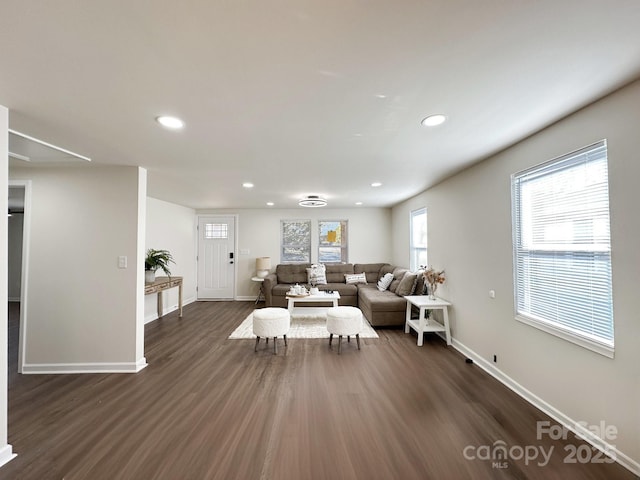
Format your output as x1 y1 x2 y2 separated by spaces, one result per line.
253 308 290 354
326 306 363 354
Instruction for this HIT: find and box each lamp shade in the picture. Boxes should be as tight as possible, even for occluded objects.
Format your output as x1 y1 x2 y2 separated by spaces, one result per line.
256 257 271 278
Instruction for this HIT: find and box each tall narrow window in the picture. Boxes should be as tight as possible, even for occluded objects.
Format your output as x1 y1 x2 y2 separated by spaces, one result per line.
512 140 614 357
318 220 348 263
281 220 311 263
410 208 427 271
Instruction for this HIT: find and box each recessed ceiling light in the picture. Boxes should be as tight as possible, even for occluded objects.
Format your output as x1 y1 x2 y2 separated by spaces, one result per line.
299 195 327 207
355 202 363 206
371 182 382 187
421 114 446 127
242 182 254 188
375 94 387 99
266 202 274 206
156 115 185 129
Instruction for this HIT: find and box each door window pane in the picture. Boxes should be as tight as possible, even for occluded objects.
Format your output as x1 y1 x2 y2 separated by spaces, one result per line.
204 223 228 239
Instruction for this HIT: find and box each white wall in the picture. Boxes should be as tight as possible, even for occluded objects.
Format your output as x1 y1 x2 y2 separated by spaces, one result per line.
197 207 393 299
0 105 16 467
9 165 147 373
392 80 640 473
145 197 197 323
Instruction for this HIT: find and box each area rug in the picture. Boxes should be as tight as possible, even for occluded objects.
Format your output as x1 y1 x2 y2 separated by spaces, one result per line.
229 310 379 339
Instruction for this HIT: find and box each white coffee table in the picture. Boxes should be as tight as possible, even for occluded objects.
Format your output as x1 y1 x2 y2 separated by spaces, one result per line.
404 295 452 346
287 291 340 314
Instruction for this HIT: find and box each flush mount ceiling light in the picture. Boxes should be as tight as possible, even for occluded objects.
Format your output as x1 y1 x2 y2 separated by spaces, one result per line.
421 114 446 127
156 115 185 129
299 195 327 207
371 182 382 187
242 182 254 188
266 202 274 206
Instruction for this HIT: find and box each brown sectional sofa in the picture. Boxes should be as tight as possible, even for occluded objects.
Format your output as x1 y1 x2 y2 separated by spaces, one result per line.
263 263 424 327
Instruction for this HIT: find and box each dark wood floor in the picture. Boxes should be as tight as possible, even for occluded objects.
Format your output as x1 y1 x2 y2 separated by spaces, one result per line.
2 301 636 480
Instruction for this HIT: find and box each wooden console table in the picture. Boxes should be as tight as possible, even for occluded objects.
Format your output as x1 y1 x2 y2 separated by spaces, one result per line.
145 276 183 318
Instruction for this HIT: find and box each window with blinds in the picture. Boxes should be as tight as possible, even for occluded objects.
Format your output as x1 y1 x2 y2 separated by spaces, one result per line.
410 208 427 271
511 140 614 357
281 220 311 263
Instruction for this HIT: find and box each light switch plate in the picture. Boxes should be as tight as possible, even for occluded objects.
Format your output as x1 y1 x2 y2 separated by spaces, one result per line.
118 256 127 268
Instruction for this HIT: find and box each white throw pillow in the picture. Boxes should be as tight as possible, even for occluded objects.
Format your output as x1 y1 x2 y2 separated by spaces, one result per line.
345 272 367 284
306 264 327 285
377 272 394 291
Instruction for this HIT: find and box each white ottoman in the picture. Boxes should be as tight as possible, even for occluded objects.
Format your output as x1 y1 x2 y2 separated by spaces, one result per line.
253 308 290 354
326 306 363 354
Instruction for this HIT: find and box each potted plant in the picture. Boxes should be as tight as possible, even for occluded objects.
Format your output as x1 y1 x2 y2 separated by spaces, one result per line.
145 248 175 283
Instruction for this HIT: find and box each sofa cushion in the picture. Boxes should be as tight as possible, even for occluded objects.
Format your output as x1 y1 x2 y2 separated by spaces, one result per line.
306 264 327 285
319 283 358 297
358 285 407 312
415 270 428 295
345 273 367 284
389 268 409 293
325 263 354 283
396 272 418 296
354 263 389 283
380 264 395 277
277 263 311 284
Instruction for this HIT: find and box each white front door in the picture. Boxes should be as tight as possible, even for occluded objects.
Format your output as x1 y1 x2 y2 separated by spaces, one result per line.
197 216 235 299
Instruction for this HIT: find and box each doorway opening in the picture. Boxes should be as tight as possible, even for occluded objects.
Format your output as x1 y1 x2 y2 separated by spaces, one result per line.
7 181 30 377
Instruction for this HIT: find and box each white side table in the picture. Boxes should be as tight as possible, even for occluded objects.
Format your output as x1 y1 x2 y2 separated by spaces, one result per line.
404 296 452 347
251 276 265 304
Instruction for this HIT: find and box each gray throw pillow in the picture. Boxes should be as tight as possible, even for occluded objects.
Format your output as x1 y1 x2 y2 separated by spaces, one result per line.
396 272 418 296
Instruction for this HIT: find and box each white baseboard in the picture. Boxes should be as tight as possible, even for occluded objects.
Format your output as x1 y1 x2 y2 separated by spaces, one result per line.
22 358 147 374
235 296 257 302
451 338 640 477
144 296 196 324
0 444 16 468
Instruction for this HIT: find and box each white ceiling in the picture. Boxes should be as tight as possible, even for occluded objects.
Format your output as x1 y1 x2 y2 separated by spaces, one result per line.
2 1 640 209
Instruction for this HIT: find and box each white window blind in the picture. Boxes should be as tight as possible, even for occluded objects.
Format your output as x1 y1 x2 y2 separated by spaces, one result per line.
512 140 614 356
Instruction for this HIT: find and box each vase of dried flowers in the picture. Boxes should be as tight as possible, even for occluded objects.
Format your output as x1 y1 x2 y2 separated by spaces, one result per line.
422 267 445 300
